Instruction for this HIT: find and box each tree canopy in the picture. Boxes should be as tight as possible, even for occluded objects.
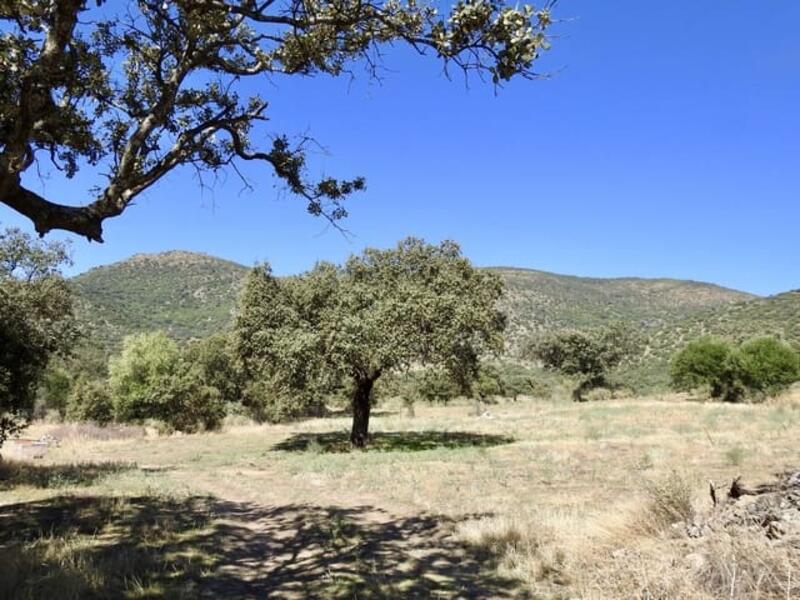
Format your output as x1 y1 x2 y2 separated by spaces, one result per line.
0 227 77 445
527 325 636 401
235 237 506 445
0 0 553 241
670 336 800 402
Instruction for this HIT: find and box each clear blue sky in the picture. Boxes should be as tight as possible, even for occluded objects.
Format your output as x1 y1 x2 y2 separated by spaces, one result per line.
1 1 798 295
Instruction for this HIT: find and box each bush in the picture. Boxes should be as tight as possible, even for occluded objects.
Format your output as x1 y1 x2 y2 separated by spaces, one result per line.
528 325 637 402
671 336 799 402
242 377 324 423
670 337 744 402
109 331 226 432
65 376 114 425
154 369 226 432
36 366 72 419
737 337 800 399
183 334 243 404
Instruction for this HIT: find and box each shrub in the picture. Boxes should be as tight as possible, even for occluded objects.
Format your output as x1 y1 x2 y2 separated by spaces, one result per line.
737 337 800 399
109 331 225 432
528 325 637 402
671 336 800 402
241 377 324 423
154 369 226 432
37 366 72 419
183 334 244 404
670 337 744 402
65 376 114 425
637 470 695 534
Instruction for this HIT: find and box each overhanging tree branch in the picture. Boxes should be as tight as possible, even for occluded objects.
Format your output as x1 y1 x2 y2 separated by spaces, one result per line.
0 0 555 240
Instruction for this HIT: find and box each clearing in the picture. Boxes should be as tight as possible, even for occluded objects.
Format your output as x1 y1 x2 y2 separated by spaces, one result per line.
2 395 799 599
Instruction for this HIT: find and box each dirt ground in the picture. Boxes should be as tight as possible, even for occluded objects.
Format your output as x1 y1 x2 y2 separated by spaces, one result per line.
2 395 799 598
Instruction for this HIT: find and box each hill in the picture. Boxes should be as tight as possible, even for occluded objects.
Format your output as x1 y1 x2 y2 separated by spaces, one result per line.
489 267 754 354
617 290 800 390
71 252 758 364
71 251 248 350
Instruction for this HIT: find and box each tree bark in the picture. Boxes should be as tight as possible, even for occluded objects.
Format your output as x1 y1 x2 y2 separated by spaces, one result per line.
350 376 376 447
572 375 605 402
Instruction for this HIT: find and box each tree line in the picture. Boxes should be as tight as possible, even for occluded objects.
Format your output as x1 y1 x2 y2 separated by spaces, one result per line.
3 226 798 450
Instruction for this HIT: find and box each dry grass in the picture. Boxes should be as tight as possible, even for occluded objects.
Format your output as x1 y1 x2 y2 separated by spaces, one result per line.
2 394 799 598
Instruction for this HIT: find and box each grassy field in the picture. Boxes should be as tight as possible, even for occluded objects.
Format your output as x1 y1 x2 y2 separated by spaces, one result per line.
2 392 799 599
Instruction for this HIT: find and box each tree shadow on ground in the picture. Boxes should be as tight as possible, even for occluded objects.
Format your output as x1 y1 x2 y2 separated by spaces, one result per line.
0 495 529 599
271 430 515 453
0 459 134 490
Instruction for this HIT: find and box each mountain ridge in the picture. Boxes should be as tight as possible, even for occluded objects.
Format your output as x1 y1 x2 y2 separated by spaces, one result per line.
70 250 778 359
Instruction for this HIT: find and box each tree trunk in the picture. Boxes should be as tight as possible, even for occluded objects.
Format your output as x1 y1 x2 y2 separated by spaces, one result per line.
572 376 605 402
350 376 376 447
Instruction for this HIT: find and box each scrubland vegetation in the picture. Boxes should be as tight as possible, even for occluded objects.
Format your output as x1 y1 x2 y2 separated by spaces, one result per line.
4 226 800 599
1 1 797 598
3 393 800 598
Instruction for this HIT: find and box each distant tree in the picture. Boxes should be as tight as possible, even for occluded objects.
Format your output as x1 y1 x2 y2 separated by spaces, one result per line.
235 238 505 446
66 375 114 425
669 337 744 402
528 325 636 402
183 333 244 405
474 364 506 402
37 365 72 418
496 363 540 400
0 227 77 446
414 368 461 405
109 331 183 422
109 331 225 431
0 1 553 241
736 337 799 399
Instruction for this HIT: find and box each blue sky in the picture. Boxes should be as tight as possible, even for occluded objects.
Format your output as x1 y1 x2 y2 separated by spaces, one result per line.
1 1 798 295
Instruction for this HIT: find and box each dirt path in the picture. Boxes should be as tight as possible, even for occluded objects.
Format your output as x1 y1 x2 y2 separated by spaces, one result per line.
194 499 525 599
177 474 525 598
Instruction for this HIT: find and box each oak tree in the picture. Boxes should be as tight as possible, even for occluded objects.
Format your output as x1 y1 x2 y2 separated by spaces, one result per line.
0 227 77 445
528 325 636 402
0 0 553 241
235 238 505 446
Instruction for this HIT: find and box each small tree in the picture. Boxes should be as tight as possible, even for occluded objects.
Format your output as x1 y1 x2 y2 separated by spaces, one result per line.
528 325 635 402
0 227 77 445
37 365 72 419
670 337 744 402
236 238 505 446
183 334 244 405
109 331 183 422
109 331 224 431
66 375 114 425
737 337 799 399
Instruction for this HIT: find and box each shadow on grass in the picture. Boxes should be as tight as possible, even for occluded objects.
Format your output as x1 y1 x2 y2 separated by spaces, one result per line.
0 495 528 599
272 430 515 453
0 459 134 490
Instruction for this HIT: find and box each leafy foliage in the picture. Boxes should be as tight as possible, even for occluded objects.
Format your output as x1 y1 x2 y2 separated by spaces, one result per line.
66 375 114 425
183 333 244 406
108 331 225 432
670 336 799 402
738 337 800 397
235 238 506 445
669 337 742 401
527 325 636 401
37 366 72 418
0 227 77 445
0 0 553 240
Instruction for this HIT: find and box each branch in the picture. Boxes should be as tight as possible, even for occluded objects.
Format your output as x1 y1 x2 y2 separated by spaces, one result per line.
0 179 110 242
